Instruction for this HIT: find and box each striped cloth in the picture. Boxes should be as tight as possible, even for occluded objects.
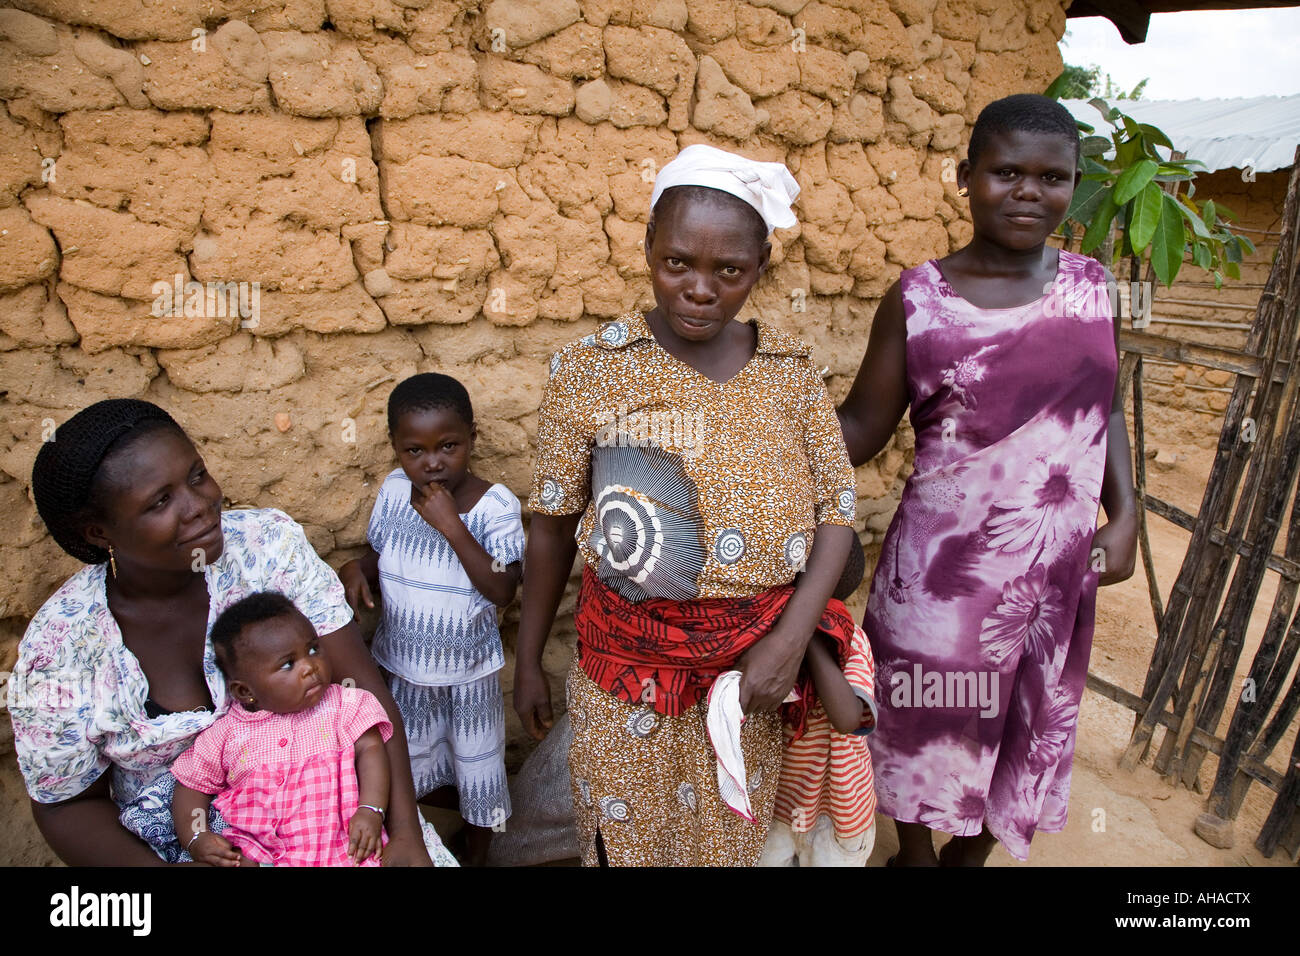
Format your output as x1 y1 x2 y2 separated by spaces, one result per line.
773 624 877 840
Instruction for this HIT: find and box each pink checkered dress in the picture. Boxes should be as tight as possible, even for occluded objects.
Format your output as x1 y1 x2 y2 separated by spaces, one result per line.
172 685 392 867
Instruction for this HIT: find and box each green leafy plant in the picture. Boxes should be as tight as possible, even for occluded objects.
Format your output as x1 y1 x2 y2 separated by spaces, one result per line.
1044 78 1255 289
1054 63 1101 99
1102 75 1148 101
1054 61 1148 101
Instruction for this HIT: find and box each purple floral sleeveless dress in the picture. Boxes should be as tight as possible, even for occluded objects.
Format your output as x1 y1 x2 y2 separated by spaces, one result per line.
864 250 1117 860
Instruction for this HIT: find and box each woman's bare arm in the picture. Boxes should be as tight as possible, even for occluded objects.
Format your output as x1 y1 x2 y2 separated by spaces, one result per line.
513 513 582 740
737 522 853 713
30 771 167 866
1094 304 1138 585
837 281 910 467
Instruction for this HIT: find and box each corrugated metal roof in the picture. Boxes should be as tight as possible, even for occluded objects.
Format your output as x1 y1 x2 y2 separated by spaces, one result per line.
1061 96 1300 173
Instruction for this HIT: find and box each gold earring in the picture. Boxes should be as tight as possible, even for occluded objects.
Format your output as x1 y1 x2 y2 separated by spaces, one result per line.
108 544 118 578
957 185 968 197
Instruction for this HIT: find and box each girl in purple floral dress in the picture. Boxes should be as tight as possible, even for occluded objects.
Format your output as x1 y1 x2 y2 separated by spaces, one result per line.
838 95 1138 865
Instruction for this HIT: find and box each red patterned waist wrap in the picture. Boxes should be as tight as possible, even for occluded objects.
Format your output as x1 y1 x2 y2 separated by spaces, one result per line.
574 567 855 736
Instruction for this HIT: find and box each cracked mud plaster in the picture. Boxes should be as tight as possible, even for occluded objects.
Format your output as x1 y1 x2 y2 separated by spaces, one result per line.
0 0 1069 669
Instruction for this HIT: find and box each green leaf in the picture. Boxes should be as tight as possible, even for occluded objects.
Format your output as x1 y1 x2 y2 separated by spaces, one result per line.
1080 136 1112 157
1238 234 1256 255
1201 199 1216 228
1150 194 1185 287
1214 270 1223 289
1081 186 1118 254
1193 243 1211 270
1082 156 1112 178
1044 71 1071 100
1115 134 1144 168
1066 178 1109 225
1215 201 1238 223
1175 197 1213 239
1128 182 1164 252
1138 124 1174 150
1114 159 1159 204
1226 260 1241 280
1224 235 1243 264
1119 220 1135 260
1089 97 1119 123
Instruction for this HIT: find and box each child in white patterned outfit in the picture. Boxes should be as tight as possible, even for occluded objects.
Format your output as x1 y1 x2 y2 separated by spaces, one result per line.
341 373 524 866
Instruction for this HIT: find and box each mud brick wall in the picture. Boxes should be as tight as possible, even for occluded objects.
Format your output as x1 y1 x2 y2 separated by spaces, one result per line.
0 0 1068 859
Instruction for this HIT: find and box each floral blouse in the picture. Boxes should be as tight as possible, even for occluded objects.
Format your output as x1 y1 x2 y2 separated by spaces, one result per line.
529 309 856 601
9 508 354 809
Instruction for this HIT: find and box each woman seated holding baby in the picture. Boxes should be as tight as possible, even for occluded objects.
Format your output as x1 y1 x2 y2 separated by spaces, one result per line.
9 398 454 865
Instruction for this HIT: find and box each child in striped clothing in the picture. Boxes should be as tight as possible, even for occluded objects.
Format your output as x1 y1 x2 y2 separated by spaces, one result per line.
759 537 877 867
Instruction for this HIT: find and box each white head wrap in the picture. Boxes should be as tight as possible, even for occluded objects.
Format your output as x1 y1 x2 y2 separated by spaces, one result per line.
650 144 800 234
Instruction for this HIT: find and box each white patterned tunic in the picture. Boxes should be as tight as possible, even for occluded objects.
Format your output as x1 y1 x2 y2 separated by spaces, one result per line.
367 470 525 686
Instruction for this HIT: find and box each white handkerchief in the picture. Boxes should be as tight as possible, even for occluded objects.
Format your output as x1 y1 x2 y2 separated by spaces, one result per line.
705 672 802 823
706 670 753 822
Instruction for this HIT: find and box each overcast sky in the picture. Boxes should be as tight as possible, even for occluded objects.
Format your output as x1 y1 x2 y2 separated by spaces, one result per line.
1062 9 1300 100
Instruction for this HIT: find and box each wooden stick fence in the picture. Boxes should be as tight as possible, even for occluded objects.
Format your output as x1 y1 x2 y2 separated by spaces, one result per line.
1086 145 1300 861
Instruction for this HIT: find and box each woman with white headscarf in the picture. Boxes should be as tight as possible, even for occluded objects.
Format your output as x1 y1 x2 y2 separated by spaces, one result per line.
513 145 859 865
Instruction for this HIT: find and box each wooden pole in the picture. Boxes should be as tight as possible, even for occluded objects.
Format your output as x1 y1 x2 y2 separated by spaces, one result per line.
1162 316 1300 779
1253 712 1300 860
1121 147 1300 772
1131 353 1164 631
1179 329 1300 787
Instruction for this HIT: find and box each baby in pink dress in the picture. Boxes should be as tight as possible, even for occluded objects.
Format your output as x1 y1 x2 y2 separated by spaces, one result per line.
171 592 392 867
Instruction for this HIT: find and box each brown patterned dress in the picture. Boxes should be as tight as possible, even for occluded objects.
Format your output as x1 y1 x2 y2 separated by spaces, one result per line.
529 309 855 865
